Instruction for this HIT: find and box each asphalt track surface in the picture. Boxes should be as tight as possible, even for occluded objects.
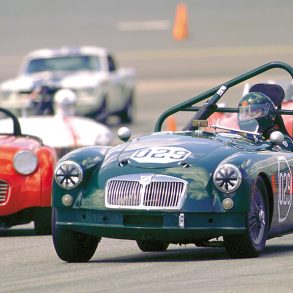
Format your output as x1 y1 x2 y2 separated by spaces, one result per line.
1 1 293 292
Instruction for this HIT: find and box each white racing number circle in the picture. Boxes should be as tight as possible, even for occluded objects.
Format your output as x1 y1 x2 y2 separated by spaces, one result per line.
130 147 191 164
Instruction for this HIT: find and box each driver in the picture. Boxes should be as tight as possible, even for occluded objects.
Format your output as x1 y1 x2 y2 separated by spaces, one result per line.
30 84 56 115
238 92 293 149
54 89 77 116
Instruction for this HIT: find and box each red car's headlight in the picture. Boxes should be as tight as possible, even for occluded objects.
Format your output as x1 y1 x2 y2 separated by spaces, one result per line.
13 150 38 175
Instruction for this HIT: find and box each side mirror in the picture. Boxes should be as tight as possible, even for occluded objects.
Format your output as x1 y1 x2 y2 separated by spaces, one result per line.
118 127 131 142
270 131 284 146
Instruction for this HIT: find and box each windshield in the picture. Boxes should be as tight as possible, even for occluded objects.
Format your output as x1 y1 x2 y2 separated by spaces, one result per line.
24 55 101 74
210 117 260 139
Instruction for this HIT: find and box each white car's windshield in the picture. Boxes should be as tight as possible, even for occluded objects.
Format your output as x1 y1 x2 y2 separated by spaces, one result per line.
25 55 101 74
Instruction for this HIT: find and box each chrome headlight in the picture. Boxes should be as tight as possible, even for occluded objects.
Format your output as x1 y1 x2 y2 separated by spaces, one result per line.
54 161 83 190
213 164 242 193
77 87 96 96
0 90 12 99
14 150 38 175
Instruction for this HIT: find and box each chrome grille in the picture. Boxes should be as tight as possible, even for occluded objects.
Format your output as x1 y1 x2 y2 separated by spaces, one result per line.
107 180 141 206
105 174 188 210
0 180 9 204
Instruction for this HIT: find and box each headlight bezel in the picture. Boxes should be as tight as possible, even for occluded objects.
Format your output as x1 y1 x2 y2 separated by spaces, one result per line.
76 87 97 97
13 150 38 175
54 160 83 190
213 163 242 193
0 90 13 99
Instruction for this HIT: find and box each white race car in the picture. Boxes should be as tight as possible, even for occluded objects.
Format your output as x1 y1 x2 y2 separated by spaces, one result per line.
0 46 136 123
0 89 113 157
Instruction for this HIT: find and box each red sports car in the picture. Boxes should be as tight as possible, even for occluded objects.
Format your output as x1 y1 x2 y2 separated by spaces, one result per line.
0 108 56 234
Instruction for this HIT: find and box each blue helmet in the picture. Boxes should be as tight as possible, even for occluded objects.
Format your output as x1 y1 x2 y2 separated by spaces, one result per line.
238 92 277 135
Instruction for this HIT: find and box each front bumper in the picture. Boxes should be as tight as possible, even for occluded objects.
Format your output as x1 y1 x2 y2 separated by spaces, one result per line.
0 92 104 116
0 174 47 217
55 208 247 242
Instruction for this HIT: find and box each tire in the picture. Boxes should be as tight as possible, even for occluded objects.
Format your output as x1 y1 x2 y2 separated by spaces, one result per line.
52 208 100 262
120 92 134 124
224 177 269 258
95 96 108 124
34 220 51 235
34 207 52 235
136 240 169 252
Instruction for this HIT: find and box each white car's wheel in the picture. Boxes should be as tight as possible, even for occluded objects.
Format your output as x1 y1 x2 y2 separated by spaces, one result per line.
120 92 134 124
95 96 108 123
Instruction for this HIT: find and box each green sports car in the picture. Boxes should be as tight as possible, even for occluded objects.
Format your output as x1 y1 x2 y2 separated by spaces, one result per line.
52 61 293 262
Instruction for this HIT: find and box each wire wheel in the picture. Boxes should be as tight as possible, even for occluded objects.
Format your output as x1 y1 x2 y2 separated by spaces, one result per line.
224 177 269 258
249 187 266 246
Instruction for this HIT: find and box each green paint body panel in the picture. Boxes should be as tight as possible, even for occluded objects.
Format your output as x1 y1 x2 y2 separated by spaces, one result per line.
55 208 246 242
52 62 293 243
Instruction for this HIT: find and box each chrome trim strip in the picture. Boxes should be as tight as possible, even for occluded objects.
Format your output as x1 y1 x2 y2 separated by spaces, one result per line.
0 180 9 204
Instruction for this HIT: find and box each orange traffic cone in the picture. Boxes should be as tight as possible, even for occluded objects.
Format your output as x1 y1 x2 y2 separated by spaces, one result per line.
166 116 177 131
172 3 188 40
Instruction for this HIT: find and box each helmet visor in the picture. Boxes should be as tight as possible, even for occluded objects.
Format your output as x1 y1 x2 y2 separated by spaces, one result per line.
239 103 270 121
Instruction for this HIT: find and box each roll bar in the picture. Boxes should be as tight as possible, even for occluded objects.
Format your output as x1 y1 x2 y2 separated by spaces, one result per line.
0 107 22 136
154 61 293 132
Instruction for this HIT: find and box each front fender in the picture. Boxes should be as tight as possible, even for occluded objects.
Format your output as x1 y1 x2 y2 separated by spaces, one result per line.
52 146 111 208
212 152 277 213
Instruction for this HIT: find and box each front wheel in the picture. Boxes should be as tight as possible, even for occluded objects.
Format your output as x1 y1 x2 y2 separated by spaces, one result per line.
120 91 134 124
95 96 108 124
224 177 269 258
52 208 100 262
136 240 169 252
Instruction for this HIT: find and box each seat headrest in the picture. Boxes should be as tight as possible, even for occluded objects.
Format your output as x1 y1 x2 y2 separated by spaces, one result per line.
249 83 285 107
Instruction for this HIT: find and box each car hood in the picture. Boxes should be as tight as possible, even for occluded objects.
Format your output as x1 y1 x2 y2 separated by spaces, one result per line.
0 71 106 91
0 116 112 148
97 132 239 184
111 133 237 168
0 135 41 165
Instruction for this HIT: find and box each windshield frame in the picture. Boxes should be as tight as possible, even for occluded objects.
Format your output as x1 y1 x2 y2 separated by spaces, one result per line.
154 62 293 132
